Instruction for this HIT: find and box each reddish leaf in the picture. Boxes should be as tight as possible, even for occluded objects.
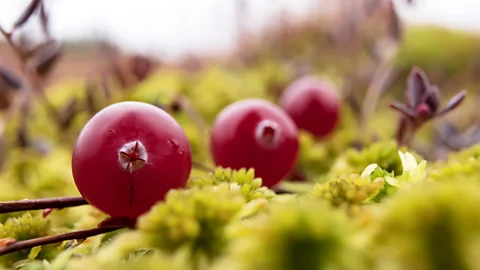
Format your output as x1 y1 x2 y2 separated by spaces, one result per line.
424 85 441 112
389 101 416 118
436 90 467 117
406 67 430 108
0 67 22 90
33 42 62 76
13 0 41 29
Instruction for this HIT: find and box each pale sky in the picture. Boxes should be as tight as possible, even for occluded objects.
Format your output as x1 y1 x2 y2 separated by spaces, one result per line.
0 0 478 60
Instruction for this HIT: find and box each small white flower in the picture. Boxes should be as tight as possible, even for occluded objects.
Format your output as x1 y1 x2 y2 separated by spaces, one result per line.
361 163 379 178
398 150 418 173
387 150 428 189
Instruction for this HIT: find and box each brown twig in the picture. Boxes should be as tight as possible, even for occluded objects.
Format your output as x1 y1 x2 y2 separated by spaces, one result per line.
0 196 88 214
0 226 122 256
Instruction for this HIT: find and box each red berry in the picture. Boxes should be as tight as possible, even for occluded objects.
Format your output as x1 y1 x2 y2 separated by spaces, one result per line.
72 101 192 218
210 99 299 188
279 76 341 138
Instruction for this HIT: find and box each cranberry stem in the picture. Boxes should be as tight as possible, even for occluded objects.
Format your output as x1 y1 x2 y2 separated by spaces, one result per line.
0 196 88 214
0 226 123 256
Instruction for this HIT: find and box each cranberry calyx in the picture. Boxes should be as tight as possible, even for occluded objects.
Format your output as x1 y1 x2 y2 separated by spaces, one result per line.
255 120 280 148
210 98 299 188
118 141 148 173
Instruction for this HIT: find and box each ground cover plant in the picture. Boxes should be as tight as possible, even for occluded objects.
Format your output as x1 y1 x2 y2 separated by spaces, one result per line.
0 0 479 269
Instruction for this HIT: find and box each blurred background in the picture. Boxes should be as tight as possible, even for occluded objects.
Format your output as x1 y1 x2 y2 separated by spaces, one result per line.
0 0 479 76
0 0 479 165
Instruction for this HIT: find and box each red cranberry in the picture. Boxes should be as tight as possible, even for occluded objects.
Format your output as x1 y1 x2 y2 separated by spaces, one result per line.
72 101 192 218
279 75 341 138
210 99 299 188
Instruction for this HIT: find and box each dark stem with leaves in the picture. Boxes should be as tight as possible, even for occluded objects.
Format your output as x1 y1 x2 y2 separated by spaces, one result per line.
0 226 123 256
0 196 88 214
389 66 467 146
0 0 63 131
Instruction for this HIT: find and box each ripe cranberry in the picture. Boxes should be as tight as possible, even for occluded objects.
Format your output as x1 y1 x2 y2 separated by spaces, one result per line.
72 101 192 218
210 99 299 188
279 75 341 138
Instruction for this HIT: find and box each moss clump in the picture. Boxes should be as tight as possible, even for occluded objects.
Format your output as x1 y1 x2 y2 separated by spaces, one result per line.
309 173 385 208
329 140 404 178
187 167 275 201
137 183 247 265
214 198 363 270
369 181 480 270
0 213 60 267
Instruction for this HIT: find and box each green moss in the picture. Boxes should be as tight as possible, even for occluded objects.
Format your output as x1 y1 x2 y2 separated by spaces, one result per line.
137 183 247 265
369 181 480 269
329 140 403 177
187 167 275 201
0 213 60 267
214 198 362 270
309 174 385 208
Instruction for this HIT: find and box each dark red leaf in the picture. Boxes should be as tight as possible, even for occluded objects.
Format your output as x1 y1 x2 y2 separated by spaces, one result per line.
389 101 416 118
32 42 62 76
436 90 467 117
0 67 22 90
21 39 55 60
39 1 49 35
406 66 430 108
13 0 42 29
424 85 441 112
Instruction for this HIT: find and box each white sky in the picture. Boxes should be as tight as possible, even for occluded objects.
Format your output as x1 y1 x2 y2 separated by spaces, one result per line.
0 0 478 60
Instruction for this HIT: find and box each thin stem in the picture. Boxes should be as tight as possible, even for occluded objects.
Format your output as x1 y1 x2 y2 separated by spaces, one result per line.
272 187 294 195
0 226 123 256
192 161 214 173
361 49 397 124
0 196 88 214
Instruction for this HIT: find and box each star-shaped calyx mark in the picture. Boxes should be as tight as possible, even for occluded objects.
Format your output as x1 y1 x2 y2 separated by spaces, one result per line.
118 141 148 173
118 141 148 207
